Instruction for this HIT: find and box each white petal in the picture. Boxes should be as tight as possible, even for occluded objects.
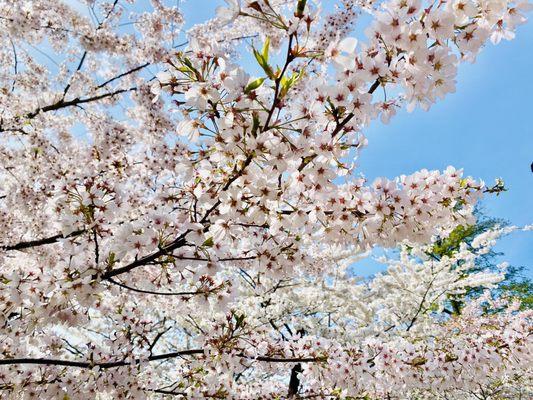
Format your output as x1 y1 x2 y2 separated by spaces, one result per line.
333 55 355 70
338 37 358 54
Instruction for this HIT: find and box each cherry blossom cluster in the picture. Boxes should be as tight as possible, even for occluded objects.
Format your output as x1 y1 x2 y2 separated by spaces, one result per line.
0 0 530 398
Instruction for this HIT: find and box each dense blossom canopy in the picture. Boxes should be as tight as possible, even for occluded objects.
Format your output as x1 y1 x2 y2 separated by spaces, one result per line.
0 0 531 399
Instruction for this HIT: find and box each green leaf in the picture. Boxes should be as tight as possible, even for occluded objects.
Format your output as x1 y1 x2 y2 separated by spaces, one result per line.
279 69 305 98
430 224 476 258
181 57 195 70
244 77 266 94
252 47 265 68
107 252 116 267
251 112 260 137
202 237 214 247
180 57 202 80
500 280 533 310
234 313 246 328
253 46 275 79
262 37 270 63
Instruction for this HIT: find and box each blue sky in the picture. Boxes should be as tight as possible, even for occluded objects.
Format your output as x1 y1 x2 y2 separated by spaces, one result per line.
355 19 533 276
68 0 532 276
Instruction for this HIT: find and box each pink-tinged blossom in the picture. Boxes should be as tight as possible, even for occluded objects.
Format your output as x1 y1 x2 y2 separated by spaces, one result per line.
0 0 530 398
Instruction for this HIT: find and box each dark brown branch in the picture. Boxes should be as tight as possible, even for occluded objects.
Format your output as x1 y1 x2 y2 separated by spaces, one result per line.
199 154 254 224
295 78 382 171
288 362 303 397
9 38 18 91
0 88 137 134
175 255 257 262
0 351 321 369
96 62 150 89
0 349 203 369
96 35 255 90
288 328 306 397
331 78 381 138
101 235 188 279
62 51 87 98
406 273 439 331
148 326 171 355
0 88 137 133
1 229 85 252
101 154 254 280
93 229 100 265
148 389 186 397
263 34 295 132
254 355 320 363
107 277 208 296
0 32 258 133
102 0 120 24
25 87 137 119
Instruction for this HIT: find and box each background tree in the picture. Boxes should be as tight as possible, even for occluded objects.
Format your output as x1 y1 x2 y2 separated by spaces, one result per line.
424 208 533 313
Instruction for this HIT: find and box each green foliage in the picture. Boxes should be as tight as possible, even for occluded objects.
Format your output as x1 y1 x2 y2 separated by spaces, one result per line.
202 237 214 247
499 270 533 310
428 213 505 270
252 38 275 79
430 224 476 259
244 77 266 94
279 69 304 98
425 209 532 312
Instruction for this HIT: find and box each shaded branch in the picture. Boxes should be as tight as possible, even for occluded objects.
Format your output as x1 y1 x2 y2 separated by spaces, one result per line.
263 34 294 132
96 62 150 89
331 78 381 138
25 87 137 119
1 229 85 252
0 351 322 369
107 277 210 297
102 154 254 280
100 235 188 280
0 349 203 369
62 51 87 98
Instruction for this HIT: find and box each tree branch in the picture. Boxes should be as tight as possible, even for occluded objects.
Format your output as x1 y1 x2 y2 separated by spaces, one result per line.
96 62 150 89
263 34 294 132
62 51 87 98
1 229 85 252
100 235 188 280
0 351 321 369
0 349 203 369
331 78 381 138
25 87 137 119
106 277 212 296
101 154 254 280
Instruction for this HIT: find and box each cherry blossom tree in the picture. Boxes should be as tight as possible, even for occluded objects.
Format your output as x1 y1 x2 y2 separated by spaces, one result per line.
0 0 531 398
